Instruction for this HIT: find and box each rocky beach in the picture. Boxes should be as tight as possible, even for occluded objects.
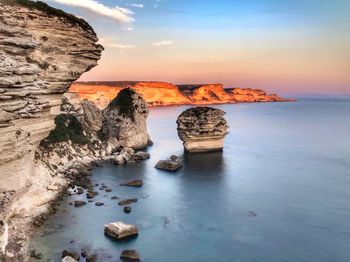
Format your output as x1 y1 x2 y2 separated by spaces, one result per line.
1 1 348 262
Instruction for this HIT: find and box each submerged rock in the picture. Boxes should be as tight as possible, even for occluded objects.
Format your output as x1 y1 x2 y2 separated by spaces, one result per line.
120 249 140 261
120 179 143 187
177 107 229 152
95 202 104 206
104 221 139 240
118 198 138 206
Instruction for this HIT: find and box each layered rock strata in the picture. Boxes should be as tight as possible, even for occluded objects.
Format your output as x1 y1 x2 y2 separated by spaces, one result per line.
0 1 103 260
177 107 229 153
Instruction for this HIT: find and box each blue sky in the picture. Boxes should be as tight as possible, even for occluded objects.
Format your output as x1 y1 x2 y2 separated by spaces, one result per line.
43 0 350 94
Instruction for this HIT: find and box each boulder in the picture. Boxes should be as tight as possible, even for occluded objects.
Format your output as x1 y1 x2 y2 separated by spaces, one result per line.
155 158 182 172
120 179 143 187
62 256 78 262
114 154 125 165
133 151 150 161
120 250 140 261
104 221 139 240
62 250 80 261
177 107 229 152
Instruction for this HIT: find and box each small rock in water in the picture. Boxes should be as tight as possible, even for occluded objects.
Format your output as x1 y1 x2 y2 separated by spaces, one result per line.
86 254 98 262
74 201 87 207
124 206 132 213
95 183 99 187
105 187 113 192
120 179 143 187
62 250 80 261
104 221 139 240
76 187 84 195
155 158 182 172
120 249 140 261
86 191 98 199
118 198 138 206
111 196 119 200
95 202 104 206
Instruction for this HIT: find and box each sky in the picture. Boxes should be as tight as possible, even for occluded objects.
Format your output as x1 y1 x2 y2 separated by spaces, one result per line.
43 0 350 95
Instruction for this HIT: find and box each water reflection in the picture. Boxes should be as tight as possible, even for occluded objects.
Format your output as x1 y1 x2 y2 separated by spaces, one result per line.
182 151 226 178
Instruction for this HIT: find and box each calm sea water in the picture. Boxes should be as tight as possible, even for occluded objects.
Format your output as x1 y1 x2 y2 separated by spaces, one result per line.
30 99 350 262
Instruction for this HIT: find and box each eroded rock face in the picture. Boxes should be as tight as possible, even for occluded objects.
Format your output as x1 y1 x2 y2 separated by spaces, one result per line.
0 1 103 192
0 1 102 260
177 107 229 153
102 88 150 149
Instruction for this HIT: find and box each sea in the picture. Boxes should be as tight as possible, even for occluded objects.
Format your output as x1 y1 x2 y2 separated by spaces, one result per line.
30 99 350 262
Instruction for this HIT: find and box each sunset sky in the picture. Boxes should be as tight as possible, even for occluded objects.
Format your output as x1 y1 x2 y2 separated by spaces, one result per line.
44 0 350 95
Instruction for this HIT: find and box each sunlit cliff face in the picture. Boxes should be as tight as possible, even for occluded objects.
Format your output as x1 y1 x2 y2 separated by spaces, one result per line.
69 82 290 109
189 84 233 104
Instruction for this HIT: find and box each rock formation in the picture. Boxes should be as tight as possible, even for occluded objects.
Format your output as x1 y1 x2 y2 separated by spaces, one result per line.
69 81 293 109
0 1 103 260
102 88 151 149
177 107 229 153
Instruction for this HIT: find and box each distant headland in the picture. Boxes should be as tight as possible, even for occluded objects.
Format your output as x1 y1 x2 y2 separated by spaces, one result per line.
69 81 295 109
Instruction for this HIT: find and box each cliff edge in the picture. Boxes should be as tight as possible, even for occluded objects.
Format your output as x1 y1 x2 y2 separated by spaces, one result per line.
0 1 102 260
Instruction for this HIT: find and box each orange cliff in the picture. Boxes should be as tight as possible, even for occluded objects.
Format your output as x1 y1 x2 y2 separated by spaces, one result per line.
69 81 294 109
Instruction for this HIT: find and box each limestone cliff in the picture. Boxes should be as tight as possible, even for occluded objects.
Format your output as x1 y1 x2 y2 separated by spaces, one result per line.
0 0 102 191
69 81 293 109
0 1 102 260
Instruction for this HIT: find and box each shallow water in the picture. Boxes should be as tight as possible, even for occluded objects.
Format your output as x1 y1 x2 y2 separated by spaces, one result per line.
31 99 350 262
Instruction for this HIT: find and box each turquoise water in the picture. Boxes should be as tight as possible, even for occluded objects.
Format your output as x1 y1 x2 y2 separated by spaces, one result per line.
31 99 350 262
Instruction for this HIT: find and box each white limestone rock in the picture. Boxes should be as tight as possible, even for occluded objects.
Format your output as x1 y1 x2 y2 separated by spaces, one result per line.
104 221 139 240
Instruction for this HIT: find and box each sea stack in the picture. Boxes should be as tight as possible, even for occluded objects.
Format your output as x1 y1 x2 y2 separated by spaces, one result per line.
177 107 229 153
102 88 151 149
